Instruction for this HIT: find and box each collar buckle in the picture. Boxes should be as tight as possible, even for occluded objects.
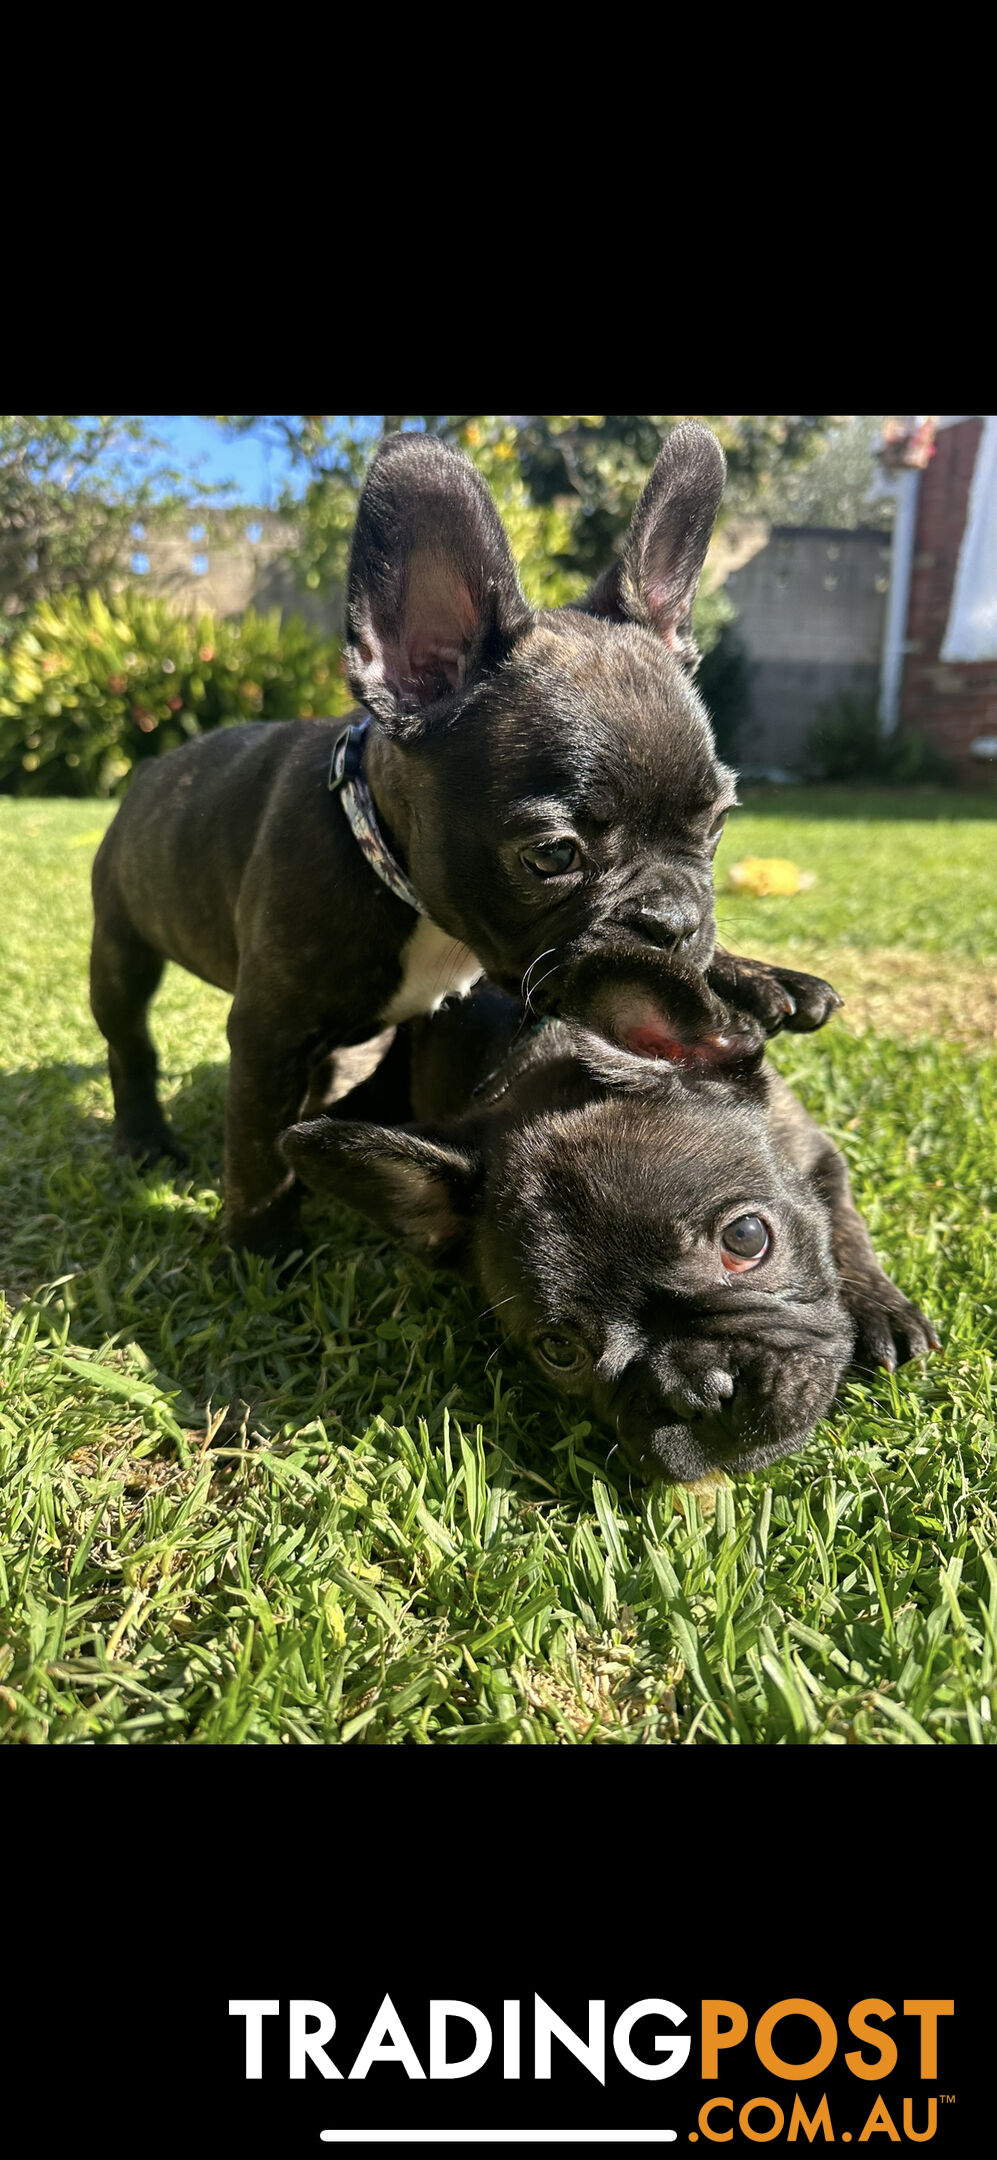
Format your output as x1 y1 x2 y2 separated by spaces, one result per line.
328 717 369 792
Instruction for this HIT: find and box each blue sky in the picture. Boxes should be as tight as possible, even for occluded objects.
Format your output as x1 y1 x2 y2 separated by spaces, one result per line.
144 417 306 504
138 416 393 504
69 416 409 509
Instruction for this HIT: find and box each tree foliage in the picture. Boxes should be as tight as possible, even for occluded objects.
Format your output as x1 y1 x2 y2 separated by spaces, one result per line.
759 416 895 530
3 416 857 637
0 416 214 625
208 413 843 608
484 413 841 570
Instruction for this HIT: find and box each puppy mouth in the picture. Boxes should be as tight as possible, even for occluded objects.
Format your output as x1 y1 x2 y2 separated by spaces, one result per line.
620 1020 755 1069
540 948 764 1070
609 993 761 1071
629 1417 738 1484
632 1413 813 1484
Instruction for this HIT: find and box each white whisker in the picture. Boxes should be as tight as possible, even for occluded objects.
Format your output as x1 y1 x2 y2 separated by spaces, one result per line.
477 1292 522 1323
521 947 557 1007
524 959 562 1009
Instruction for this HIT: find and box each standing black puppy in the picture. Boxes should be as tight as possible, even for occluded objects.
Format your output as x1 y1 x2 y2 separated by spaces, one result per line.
91 423 837 1258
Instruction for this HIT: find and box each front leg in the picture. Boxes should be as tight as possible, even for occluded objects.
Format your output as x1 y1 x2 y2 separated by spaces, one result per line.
708 948 843 1035
764 1071 940 1372
224 1002 314 1260
811 1149 940 1365
810 1140 941 1372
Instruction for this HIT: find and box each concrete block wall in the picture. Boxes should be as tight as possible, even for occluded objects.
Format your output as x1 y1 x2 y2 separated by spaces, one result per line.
721 526 891 776
115 509 343 635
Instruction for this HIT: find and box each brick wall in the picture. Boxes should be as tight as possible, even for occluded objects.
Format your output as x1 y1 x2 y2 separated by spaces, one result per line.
899 417 997 782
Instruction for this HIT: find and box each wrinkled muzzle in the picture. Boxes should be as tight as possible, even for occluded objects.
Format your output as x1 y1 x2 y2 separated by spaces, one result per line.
617 867 716 959
615 1330 853 1484
540 878 716 996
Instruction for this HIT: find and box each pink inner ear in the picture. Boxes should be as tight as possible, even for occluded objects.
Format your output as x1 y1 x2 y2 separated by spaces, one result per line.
406 636 465 690
643 561 692 643
402 553 477 691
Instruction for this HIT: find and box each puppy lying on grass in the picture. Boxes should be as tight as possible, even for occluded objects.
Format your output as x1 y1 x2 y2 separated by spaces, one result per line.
281 952 938 1486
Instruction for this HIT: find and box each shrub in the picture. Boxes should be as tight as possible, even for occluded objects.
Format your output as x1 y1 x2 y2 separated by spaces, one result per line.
0 589 351 797
806 689 956 786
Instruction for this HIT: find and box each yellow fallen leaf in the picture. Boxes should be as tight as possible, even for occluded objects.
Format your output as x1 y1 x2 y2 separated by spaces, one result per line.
726 856 817 898
673 1472 727 1517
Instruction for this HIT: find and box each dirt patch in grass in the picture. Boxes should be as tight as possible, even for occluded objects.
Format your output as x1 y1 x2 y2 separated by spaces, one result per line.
748 946 997 1045
518 1629 681 1742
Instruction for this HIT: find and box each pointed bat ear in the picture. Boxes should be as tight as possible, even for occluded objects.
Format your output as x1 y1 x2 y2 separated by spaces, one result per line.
279 1116 482 1257
344 433 535 740
579 421 726 670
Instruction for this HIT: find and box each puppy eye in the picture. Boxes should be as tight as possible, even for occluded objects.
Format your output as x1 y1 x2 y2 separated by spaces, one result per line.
520 839 583 879
720 1214 771 1272
708 814 728 852
535 1329 589 1373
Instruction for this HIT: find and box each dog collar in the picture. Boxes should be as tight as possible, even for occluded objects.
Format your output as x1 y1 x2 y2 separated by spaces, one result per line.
328 716 427 916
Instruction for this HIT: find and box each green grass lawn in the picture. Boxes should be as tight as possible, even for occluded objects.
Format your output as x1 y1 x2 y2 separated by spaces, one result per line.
716 785 997 959
1 788 995 1744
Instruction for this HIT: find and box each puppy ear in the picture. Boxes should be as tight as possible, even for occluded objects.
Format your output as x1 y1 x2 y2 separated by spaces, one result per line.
279 1117 481 1258
345 433 534 739
581 421 726 670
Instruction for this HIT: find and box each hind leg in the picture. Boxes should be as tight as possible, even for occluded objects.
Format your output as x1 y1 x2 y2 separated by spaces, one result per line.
90 910 187 1167
297 1029 401 1121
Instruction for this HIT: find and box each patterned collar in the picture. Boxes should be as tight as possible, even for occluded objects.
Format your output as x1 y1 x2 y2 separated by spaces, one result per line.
327 716 427 916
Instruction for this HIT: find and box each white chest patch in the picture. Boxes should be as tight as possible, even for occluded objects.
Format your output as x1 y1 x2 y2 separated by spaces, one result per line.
381 917 483 1025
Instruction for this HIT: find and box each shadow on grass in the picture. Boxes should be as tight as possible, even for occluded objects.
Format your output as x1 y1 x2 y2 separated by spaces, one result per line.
0 1056 227 1171
738 785 997 821
0 1052 550 1480
0 1055 227 1285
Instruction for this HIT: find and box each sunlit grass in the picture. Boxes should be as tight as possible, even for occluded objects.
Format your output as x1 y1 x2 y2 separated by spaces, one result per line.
1 792 994 1744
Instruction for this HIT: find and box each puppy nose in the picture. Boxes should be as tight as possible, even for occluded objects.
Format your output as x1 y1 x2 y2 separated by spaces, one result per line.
704 1368 735 1408
664 1370 734 1421
631 897 701 949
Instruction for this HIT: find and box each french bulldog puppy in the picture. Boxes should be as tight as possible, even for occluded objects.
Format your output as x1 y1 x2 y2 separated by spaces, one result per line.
90 422 838 1259
281 956 938 1485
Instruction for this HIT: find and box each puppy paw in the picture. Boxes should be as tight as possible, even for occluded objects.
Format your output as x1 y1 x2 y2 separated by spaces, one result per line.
845 1275 942 1374
223 1191 305 1269
114 1123 189 1170
708 951 843 1036
769 965 844 1033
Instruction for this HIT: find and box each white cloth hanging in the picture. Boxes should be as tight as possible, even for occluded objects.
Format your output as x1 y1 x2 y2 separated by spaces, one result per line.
941 415 997 661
